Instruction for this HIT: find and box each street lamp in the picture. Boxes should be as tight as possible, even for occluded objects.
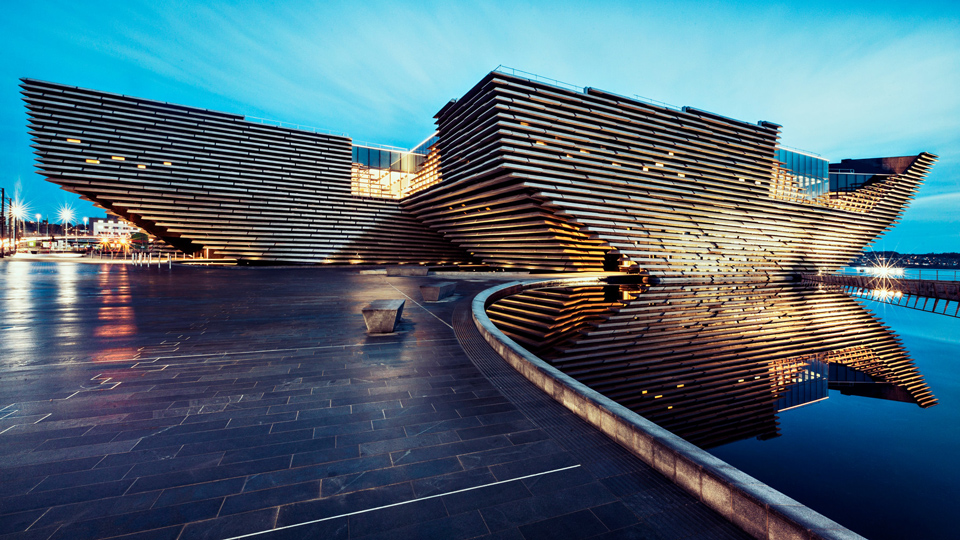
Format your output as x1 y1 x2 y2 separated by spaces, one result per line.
35 213 41 236
10 199 28 251
57 205 74 251
83 216 89 235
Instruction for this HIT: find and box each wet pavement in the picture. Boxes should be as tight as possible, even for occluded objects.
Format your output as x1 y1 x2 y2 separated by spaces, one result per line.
0 260 749 540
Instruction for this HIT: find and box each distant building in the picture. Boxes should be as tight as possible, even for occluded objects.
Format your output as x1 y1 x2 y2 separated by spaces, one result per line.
90 217 140 237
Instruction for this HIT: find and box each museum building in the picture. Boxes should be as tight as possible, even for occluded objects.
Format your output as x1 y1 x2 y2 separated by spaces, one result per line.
21 68 936 277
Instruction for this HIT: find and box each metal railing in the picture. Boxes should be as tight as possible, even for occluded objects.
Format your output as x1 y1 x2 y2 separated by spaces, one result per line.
493 65 683 113
836 267 960 282
494 65 584 93
244 116 349 138
777 144 823 158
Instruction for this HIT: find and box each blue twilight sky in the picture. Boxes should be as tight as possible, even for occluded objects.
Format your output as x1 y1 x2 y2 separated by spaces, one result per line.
1 0 958 252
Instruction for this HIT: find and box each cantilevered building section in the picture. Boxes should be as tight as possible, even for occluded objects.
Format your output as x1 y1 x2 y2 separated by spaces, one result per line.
404 70 936 277
21 79 468 264
22 70 935 273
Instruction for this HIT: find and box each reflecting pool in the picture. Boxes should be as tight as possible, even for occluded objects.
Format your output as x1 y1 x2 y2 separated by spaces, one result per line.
488 281 959 539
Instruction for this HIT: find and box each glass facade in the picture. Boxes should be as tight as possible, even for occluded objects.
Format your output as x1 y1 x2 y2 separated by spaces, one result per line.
775 148 830 199
350 136 440 199
829 172 880 192
773 357 829 412
351 145 424 174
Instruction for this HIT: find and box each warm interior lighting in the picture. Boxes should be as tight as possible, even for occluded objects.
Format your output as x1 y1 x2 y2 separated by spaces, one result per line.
66 138 81 143
137 164 146 169
520 122 529 126
163 162 172 166
678 173 685 177
535 141 546 145
85 159 99 164
111 156 125 161
655 162 663 167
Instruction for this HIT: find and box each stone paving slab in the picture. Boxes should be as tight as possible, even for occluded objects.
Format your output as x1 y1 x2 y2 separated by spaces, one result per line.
0 261 749 540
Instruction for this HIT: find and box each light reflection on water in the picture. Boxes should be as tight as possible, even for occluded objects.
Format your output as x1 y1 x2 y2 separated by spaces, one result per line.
0 260 141 367
94 265 136 340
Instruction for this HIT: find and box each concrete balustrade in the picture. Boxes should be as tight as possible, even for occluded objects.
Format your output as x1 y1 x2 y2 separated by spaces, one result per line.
472 277 864 540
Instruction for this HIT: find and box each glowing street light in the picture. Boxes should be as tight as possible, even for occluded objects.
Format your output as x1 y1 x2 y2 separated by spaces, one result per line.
9 198 29 245
9 198 27 221
57 205 75 250
35 213 41 235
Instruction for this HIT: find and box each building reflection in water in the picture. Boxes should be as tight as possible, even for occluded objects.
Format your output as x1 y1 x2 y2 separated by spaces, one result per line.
487 281 937 449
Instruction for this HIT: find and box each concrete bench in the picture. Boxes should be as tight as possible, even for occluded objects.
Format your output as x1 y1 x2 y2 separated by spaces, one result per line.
386 266 429 276
362 299 405 333
420 282 457 302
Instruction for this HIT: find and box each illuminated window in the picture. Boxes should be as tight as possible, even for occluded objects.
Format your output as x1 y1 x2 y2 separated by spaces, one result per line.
520 122 529 126
668 151 674 156
535 141 546 146
678 173 685 177
66 138 81 143
111 156 125 161
163 162 172 166
85 159 100 164
137 164 146 169
643 167 648 172
580 149 589 154
655 162 664 167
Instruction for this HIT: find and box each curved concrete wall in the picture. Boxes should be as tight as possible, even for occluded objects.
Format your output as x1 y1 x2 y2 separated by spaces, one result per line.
472 277 864 540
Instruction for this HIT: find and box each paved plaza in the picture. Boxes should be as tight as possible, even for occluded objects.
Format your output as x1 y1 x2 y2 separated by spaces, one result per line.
0 260 749 540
